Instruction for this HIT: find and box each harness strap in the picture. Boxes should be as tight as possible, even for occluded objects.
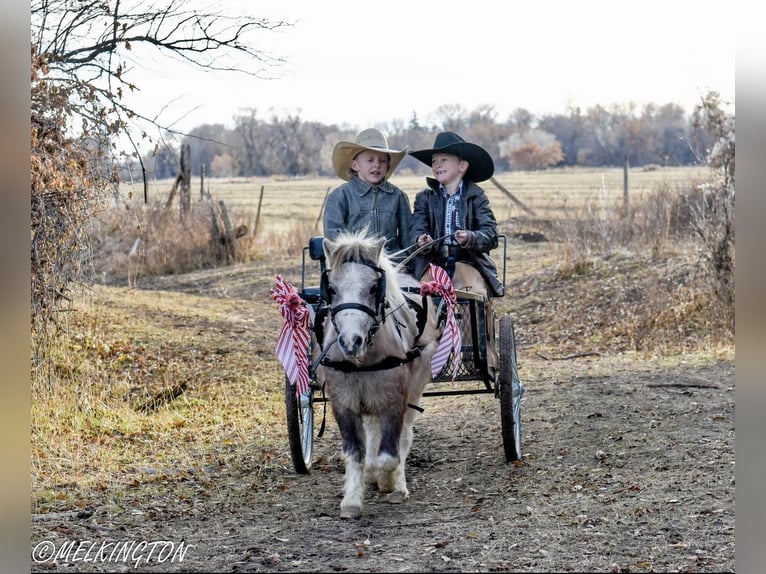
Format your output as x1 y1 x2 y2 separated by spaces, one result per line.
399 287 428 343
319 347 423 372
313 305 329 348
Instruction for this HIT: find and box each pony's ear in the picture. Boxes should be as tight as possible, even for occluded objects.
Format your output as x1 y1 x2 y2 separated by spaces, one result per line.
322 237 336 262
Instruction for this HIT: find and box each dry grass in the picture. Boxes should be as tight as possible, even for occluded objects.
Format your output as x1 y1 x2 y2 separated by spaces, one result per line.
32 165 733 520
116 166 706 235
31 284 288 515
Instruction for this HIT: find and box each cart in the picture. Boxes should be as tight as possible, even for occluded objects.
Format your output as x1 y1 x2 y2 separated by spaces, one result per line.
284 235 525 474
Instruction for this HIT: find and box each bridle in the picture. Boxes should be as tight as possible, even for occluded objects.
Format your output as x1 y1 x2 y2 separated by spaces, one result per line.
320 257 387 345
314 257 429 373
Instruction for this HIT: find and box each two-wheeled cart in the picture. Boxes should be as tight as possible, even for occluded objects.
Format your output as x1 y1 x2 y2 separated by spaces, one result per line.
284 236 525 474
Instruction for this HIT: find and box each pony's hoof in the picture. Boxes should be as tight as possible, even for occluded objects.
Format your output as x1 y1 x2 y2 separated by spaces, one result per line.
386 490 409 504
340 505 362 519
377 481 394 494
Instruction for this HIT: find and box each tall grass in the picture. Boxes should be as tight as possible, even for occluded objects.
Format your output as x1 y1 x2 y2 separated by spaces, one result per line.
87 167 708 282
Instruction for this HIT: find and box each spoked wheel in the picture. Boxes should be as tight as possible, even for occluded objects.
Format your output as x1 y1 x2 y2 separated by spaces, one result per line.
498 314 524 462
284 375 314 474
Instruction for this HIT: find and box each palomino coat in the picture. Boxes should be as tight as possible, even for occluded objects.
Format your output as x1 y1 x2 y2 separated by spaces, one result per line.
409 178 504 297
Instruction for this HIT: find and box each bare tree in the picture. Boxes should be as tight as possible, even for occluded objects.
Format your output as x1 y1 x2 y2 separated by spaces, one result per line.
32 0 290 158
31 0 291 375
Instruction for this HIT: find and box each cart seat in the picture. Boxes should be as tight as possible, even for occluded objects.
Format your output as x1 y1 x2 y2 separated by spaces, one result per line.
308 236 325 261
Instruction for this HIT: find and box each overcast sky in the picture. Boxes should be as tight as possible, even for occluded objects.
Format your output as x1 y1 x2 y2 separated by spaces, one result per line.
124 0 736 135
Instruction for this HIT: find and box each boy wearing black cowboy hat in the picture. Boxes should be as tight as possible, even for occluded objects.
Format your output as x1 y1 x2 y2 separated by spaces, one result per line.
409 131 504 373
323 128 412 262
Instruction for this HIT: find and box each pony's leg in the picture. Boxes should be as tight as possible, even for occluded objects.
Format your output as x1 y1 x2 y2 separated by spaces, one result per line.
385 405 420 504
334 408 366 519
376 411 404 498
362 416 381 489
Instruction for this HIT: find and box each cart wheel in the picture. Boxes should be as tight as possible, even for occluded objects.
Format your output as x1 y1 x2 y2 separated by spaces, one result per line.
284 376 314 474
498 315 524 462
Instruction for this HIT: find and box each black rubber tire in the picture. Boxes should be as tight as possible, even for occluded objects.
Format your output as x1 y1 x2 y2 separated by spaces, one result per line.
285 375 314 474
498 314 523 462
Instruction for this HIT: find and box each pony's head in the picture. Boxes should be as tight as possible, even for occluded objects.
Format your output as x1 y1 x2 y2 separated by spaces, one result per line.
321 230 403 359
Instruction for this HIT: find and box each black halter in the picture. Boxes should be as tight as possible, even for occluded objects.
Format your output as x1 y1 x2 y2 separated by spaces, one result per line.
320 258 388 344
314 260 430 373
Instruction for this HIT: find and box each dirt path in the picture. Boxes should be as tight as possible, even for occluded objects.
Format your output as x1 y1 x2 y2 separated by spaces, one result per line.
32 355 734 573
31 244 735 573
177 358 734 573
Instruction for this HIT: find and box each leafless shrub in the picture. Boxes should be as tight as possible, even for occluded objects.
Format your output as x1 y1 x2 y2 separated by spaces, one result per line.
89 202 237 285
688 93 735 330
549 177 703 279
87 201 317 285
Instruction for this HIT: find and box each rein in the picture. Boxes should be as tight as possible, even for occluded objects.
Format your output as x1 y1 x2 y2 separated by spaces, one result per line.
390 232 457 271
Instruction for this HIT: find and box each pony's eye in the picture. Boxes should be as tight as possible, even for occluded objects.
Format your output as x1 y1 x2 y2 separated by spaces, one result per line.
369 284 378 296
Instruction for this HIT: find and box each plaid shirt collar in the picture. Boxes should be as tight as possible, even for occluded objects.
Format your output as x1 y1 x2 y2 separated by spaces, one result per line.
440 181 464 244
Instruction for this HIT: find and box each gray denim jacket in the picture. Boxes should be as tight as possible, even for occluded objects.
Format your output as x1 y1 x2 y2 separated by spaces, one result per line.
323 176 412 258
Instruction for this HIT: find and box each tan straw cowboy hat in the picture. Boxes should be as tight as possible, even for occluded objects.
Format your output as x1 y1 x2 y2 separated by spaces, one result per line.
332 128 408 181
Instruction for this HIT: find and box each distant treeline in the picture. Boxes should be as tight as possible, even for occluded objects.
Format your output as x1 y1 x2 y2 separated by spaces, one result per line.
122 99 722 181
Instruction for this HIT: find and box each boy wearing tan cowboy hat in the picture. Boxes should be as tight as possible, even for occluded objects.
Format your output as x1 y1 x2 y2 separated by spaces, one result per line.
409 131 504 374
323 128 412 261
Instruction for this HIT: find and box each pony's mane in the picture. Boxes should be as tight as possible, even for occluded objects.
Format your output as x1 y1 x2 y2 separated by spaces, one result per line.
328 230 405 306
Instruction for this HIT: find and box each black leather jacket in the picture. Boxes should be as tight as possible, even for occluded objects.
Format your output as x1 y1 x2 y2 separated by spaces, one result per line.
409 178 504 297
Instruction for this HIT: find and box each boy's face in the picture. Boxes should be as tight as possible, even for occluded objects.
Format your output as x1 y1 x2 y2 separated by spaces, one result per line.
431 153 468 187
351 150 390 185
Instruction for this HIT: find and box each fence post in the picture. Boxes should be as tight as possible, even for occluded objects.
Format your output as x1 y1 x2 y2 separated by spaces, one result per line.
180 144 191 220
315 186 331 231
253 185 265 236
623 154 629 210
219 200 237 263
200 164 205 200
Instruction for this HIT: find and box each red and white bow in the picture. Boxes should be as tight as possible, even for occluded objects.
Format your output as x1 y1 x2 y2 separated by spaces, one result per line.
420 263 462 381
271 275 310 397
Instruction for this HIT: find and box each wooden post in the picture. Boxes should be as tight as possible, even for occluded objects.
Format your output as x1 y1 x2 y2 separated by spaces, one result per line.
489 176 536 216
253 185 265 236
164 172 184 212
200 164 205 200
209 203 224 261
180 144 191 220
315 186 331 231
623 154 629 210
219 200 237 263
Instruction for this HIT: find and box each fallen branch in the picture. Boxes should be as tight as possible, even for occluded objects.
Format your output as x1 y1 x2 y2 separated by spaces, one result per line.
32 509 93 522
536 351 602 360
136 382 188 413
490 176 536 216
647 380 719 389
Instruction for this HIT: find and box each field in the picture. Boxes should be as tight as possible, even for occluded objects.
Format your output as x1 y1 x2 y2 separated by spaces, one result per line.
122 166 709 236
31 166 734 572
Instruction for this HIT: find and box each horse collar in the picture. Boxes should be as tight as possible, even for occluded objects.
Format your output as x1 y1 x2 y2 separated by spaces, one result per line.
319 346 424 373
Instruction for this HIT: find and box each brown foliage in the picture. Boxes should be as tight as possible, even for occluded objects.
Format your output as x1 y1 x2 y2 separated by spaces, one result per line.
508 141 565 170
31 48 111 375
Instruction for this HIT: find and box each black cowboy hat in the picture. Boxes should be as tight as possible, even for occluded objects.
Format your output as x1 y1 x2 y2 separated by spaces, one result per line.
409 131 494 182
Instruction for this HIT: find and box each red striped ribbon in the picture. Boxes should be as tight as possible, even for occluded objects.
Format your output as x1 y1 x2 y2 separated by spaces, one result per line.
420 264 462 381
271 275 310 397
